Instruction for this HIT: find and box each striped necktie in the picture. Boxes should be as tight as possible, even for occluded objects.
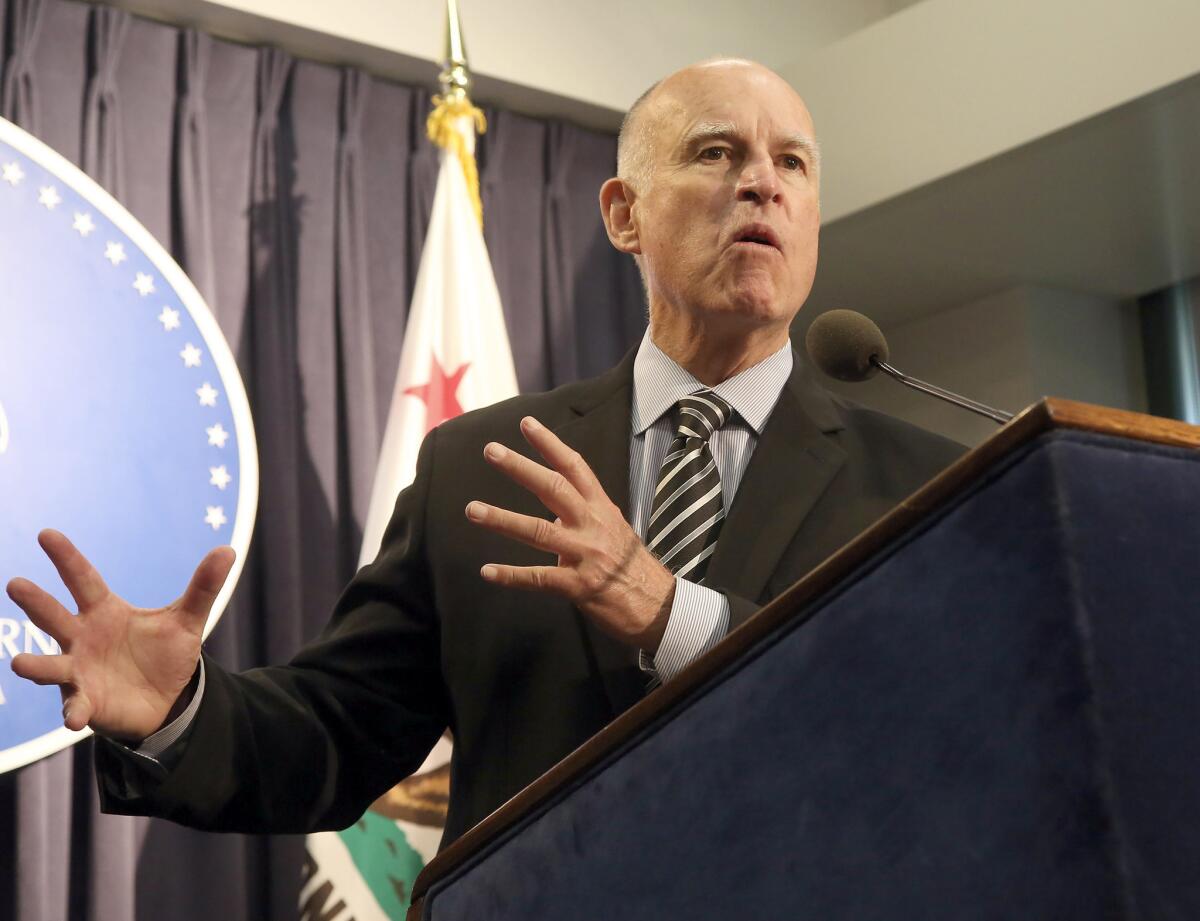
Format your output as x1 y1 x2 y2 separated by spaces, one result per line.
646 390 733 584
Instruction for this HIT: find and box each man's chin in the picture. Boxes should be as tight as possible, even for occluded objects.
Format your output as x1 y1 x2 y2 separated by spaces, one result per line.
721 284 793 326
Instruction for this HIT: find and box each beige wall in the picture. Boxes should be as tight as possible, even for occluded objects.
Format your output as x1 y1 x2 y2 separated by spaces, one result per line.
818 286 1147 447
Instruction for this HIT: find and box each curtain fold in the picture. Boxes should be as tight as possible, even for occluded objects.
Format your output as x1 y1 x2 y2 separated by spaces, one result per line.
0 1 645 918
481 108 553 392
14 750 71 921
172 29 216 307
543 121 584 385
245 45 307 658
81 5 129 195
333 67 379 548
1 0 43 131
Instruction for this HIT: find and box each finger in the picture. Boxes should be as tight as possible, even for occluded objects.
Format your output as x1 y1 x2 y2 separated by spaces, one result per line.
175 546 236 634
38 529 110 610
519 416 605 502
62 689 93 732
6 577 79 646
483 441 586 522
479 563 576 597
465 503 579 557
11 652 73 687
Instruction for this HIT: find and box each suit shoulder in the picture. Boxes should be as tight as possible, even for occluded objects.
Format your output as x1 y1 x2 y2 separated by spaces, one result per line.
431 366 630 446
828 391 968 469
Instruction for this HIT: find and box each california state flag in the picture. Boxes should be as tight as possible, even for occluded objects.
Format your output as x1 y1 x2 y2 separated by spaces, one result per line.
300 103 517 920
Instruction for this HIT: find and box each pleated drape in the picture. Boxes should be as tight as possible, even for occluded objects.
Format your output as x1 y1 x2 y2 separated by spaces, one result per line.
1 0 41 131
333 67 380 551
81 6 128 196
0 1 645 918
172 29 216 307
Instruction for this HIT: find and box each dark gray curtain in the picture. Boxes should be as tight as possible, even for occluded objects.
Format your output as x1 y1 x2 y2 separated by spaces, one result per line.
0 1 646 918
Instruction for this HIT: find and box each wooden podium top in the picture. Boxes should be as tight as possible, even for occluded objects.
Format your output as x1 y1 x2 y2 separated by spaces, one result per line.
408 399 1200 915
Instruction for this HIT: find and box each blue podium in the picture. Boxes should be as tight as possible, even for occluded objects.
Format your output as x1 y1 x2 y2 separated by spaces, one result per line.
410 400 1200 921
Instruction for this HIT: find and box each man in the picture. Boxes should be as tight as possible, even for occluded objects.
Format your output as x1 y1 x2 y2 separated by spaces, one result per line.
7 59 962 846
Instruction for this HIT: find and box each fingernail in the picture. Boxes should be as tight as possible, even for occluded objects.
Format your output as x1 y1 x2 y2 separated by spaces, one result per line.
484 443 504 460
481 565 498 580
466 502 485 521
521 416 541 431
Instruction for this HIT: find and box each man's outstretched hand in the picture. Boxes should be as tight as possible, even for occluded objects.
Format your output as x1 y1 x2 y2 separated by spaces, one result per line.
6 529 234 743
465 416 676 653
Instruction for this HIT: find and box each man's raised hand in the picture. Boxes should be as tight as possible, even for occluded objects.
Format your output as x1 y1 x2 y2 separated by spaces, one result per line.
6 529 234 742
465 416 676 653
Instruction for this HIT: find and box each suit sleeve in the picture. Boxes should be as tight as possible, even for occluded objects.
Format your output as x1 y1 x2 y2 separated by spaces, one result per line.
95 429 451 834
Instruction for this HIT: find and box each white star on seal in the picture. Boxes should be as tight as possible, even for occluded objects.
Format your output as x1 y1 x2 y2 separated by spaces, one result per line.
204 506 228 530
38 186 62 209
133 272 156 296
196 382 219 407
158 306 181 331
180 343 203 368
206 423 229 448
209 465 232 490
2 162 24 186
104 241 127 266
72 212 96 236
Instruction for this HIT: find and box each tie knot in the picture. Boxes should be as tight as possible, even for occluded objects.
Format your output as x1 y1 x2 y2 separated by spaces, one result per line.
672 390 732 441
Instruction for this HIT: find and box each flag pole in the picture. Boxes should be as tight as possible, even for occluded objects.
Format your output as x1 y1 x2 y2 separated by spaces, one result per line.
441 0 471 104
303 5 519 918
428 0 486 226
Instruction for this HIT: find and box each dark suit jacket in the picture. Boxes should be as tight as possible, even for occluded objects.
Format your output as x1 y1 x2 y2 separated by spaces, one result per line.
97 347 964 846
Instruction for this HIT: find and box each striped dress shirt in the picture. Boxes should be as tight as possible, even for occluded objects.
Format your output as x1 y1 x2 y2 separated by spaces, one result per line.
630 331 793 683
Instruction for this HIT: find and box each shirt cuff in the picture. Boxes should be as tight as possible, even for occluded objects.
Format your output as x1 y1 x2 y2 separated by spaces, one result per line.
134 658 206 761
638 578 731 684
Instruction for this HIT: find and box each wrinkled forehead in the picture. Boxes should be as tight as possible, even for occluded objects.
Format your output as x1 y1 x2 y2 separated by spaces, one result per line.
649 65 815 152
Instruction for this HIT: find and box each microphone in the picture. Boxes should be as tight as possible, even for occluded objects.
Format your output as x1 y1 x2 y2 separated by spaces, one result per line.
805 309 1014 425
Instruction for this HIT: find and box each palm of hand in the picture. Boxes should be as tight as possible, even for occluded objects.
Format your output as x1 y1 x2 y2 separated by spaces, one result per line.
67 596 205 741
6 530 234 742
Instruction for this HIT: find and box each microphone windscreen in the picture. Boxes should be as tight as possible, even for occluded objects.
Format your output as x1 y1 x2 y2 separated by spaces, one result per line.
805 309 890 382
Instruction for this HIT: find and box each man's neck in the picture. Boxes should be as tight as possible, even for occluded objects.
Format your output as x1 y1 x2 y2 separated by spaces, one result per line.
649 316 791 386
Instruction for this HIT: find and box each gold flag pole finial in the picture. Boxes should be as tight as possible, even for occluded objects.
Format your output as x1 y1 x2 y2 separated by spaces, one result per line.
428 0 486 226
440 0 470 103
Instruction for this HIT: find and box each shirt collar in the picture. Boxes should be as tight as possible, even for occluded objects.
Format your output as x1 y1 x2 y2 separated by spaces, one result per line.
631 329 794 436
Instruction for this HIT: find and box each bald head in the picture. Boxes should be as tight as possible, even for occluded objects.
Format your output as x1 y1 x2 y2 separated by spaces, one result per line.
616 58 817 193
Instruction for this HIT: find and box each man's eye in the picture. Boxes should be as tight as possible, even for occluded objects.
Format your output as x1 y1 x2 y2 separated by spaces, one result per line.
699 147 727 161
781 155 805 172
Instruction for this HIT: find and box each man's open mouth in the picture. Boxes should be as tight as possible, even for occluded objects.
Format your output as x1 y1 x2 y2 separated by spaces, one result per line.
732 225 781 251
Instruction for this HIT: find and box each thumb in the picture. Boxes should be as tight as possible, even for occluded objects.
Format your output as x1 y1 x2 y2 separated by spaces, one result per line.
63 689 94 732
175 546 236 634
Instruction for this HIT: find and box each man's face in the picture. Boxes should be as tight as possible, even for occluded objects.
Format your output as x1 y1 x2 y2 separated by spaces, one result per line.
630 64 820 336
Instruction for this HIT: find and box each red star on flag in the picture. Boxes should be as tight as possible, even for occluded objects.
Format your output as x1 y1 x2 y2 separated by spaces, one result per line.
405 356 470 433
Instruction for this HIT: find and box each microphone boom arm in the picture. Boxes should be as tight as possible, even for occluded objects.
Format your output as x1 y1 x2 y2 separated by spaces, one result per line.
873 359 1014 425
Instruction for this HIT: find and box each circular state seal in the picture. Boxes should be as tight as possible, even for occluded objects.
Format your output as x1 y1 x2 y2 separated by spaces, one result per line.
0 117 258 773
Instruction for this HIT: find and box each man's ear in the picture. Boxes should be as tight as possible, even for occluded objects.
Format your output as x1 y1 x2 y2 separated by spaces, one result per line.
599 177 641 255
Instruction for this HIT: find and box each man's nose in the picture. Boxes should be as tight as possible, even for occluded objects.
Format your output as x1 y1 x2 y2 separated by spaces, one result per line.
736 154 782 204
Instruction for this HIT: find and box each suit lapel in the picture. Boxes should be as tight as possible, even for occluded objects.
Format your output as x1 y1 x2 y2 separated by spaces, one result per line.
551 350 646 717
543 348 847 714
706 357 847 605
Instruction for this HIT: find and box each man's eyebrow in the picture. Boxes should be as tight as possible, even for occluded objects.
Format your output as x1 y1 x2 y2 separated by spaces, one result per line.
678 123 821 164
679 122 739 148
781 134 821 165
